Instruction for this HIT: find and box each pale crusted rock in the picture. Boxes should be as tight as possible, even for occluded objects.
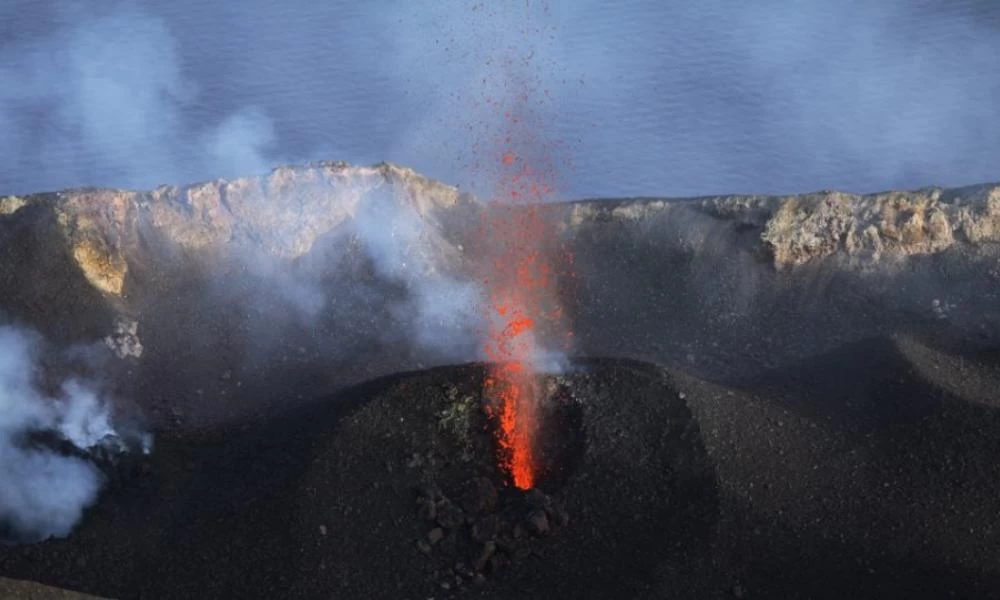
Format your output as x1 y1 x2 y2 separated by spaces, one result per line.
71 239 128 296
738 186 994 268
5 161 1000 309
104 317 143 359
758 190 963 268
0 195 26 215
566 182 1000 269
144 162 465 259
0 162 472 312
954 186 1000 244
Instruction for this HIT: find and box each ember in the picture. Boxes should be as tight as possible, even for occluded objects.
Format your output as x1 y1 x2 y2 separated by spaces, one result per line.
483 361 538 489
482 203 565 489
457 0 571 491
480 123 571 491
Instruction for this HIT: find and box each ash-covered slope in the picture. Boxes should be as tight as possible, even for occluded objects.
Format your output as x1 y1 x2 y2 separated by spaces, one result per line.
2 162 1000 427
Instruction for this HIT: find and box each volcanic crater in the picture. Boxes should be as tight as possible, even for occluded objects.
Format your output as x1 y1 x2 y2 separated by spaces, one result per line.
4 163 1000 598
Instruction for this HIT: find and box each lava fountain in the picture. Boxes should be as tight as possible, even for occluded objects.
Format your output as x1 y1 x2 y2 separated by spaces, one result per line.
482 152 569 490
454 1 571 490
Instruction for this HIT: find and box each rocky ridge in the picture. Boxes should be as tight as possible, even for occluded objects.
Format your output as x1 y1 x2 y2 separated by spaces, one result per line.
2 162 999 428
567 182 1000 269
2 163 998 305
0 162 472 301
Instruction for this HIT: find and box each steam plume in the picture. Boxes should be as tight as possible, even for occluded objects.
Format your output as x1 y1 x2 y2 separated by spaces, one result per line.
0 325 139 543
3 1 997 197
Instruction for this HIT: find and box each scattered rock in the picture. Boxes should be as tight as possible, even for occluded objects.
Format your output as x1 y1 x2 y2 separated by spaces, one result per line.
473 541 496 572
460 477 498 515
411 478 571 590
549 503 570 527
415 482 442 501
494 535 516 555
524 488 552 512
471 515 499 543
931 298 957 320
525 510 550 537
488 553 506 573
104 317 143 359
416 497 437 521
454 561 473 578
427 528 444 545
512 545 532 562
435 500 464 530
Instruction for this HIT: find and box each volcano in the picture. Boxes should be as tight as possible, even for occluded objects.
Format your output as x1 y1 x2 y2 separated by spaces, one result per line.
0 359 718 599
3 164 1000 598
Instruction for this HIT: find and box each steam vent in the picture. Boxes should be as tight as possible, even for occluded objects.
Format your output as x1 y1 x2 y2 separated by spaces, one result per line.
4 163 1000 598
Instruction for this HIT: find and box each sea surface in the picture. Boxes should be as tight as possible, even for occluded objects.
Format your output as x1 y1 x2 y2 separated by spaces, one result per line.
1 0 998 198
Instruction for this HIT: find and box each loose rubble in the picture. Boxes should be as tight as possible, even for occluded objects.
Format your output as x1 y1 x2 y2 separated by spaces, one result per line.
104 317 143 359
412 477 570 592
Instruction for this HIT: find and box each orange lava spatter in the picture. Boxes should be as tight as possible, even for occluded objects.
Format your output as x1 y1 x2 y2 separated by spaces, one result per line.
461 1 573 490
484 361 537 490
482 153 568 490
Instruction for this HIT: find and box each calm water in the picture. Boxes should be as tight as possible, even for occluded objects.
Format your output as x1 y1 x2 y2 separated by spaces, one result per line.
1 0 998 198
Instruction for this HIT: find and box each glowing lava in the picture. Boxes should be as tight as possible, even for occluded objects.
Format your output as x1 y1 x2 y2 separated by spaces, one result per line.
484 358 538 490
461 1 571 490
482 152 567 490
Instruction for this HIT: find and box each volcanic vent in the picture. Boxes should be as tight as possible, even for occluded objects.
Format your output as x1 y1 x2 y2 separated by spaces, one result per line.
299 358 719 599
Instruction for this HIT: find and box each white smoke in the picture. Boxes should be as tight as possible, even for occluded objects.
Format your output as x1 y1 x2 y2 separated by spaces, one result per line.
0 325 134 542
0 5 281 194
351 186 483 360
3 1 1000 197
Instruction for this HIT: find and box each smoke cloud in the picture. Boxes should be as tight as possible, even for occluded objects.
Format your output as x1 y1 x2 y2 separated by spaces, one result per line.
0 4 280 193
351 186 483 359
0 325 142 543
2 1 998 198
229 182 483 364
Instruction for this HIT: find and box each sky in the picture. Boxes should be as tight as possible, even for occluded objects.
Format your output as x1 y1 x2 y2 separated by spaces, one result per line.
0 0 998 198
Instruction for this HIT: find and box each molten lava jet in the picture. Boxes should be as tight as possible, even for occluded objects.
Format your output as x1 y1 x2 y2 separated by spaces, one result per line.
465 1 571 490
482 153 568 490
